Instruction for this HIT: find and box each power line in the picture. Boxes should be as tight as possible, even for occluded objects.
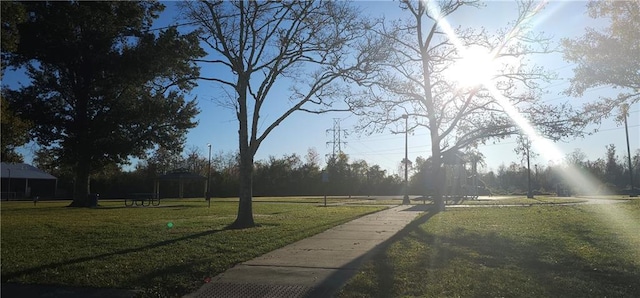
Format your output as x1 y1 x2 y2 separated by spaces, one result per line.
541 85 612 103
145 20 202 33
595 124 639 133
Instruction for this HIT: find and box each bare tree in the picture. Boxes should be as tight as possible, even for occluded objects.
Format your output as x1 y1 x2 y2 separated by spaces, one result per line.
354 0 582 210
182 1 386 228
304 147 321 167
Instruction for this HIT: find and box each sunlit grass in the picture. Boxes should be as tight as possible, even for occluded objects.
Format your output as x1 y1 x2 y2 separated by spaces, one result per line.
208 196 367 204
1 200 385 297
454 196 588 205
343 199 402 205
338 200 640 297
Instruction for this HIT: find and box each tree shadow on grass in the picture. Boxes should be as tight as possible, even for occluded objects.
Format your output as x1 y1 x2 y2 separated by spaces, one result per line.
370 205 441 297
1 228 227 282
91 204 208 210
414 227 639 296
311 205 441 297
340 207 640 297
128 259 212 297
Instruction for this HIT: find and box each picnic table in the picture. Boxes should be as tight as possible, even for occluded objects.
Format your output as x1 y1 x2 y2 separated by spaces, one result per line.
125 193 160 207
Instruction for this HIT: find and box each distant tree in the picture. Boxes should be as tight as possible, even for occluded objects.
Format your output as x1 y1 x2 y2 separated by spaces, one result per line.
326 153 353 196
464 149 486 196
350 159 370 195
604 144 624 188
584 158 606 183
480 170 498 193
254 154 302 196
138 147 184 177
368 165 402 196
33 148 74 195
182 146 208 176
182 1 386 227
514 134 538 197
632 149 640 189
397 158 414 182
304 148 321 169
210 151 240 197
565 148 588 167
562 1 639 123
410 156 436 195
355 0 581 210
0 96 31 162
4 2 203 206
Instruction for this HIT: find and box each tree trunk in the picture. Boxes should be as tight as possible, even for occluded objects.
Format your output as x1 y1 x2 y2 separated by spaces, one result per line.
69 161 91 207
433 163 446 211
431 137 445 212
69 92 92 207
230 71 256 229
230 144 256 229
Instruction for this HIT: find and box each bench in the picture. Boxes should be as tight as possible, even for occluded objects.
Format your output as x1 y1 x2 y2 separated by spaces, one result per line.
125 193 160 207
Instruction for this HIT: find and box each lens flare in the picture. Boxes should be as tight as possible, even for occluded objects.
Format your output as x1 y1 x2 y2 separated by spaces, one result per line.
587 201 640 261
425 0 610 196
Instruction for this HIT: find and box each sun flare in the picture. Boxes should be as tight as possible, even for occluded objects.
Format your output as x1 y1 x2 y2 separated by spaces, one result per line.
446 45 498 87
428 0 613 197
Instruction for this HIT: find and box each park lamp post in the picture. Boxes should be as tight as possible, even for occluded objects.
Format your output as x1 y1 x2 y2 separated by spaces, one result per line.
622 104 637 197
402 114 410 205
207 143 212 207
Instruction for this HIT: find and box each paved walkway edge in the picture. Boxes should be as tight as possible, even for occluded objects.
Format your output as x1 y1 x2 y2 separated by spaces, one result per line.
187 204 428 298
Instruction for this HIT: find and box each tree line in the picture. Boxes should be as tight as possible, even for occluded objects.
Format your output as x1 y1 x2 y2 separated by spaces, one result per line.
34 143 638 200
480 145 639 196
406 144 639 197
35 148 404 199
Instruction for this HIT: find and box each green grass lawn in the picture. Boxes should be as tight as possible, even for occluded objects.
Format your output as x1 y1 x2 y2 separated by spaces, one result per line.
1 199 385 297
409 195 589 206
213 196 403 206
455 196 589 205
210 196 359 204
338 199 640 298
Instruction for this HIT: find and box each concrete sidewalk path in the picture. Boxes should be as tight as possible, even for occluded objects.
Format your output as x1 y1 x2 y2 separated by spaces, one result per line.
186 204 426 298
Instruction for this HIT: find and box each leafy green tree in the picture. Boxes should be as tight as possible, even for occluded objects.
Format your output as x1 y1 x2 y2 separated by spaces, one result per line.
3 1 203 206
1 2 30 162
0 1 26 72
1 96 31 162
604 144 624 189
562 0 640 123
254 154 302 196
325 153 352 196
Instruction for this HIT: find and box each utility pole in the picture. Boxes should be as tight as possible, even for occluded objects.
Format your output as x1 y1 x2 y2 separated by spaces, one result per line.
402 114 410 205
526 138 533 199
326 118 347 160
207 143 212 207
622 104 636 197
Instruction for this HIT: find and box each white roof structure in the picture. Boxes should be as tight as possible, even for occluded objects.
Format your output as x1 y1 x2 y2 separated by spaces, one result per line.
1 163 57 180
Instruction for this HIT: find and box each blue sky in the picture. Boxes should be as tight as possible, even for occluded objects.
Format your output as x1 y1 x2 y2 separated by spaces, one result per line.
7 1 639 175
177 0 638 174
